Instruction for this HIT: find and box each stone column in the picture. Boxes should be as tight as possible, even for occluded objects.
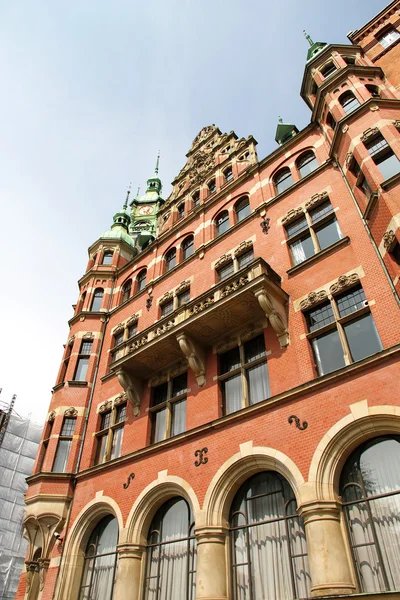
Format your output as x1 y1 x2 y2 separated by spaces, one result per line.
113 544 144 600
195 526 228 600
298 501 356 597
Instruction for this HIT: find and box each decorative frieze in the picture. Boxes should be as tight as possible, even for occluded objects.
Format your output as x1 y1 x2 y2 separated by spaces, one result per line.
360 127 379 143
300 290 328 310
99 400 113 414
154 320 175 337
220 276 249 298
126 314 139 326
159 291 173 305
175 280 191 294
187 296 215 316
329 273 360 295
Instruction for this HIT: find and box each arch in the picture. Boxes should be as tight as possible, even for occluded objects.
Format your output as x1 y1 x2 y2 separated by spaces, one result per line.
207 177 216 195
126 474 200 546
223 164 233 183
308 403 400 502
164 247 177 272
273 166 294 194
90 288 104 312
339 90 360 114
365 83 380 97
296 150 318 178
182 234 194 259
121 279 132 303
215 209 230 237
136 268 147 292
234 196 251 222
203 445 305 529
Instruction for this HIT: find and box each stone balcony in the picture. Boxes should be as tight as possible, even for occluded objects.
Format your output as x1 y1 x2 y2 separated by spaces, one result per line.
110 257 289 415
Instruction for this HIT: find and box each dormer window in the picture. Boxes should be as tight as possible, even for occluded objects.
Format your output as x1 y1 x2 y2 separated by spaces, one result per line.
224 166 233 183
320 62 337 79
208 179 216 195
378 28 400 49
102 251 113 265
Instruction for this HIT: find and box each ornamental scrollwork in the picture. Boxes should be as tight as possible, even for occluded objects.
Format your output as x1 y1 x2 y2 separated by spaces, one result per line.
99 400 113 414
282 207 304 226
220 276 249 298
234 241 253 257
299 290 328 310
67 335 75 346
360 127 379 143
159 291 173 305
329 273 360 295
126 314 139 326
215 253 233 268
47 411 56 423
288 415 308 431
175 280 191 294
383 230 396 251
82 332 94 340
155 320 175 337
64 406 78 417
305 191 329 211
114 392 127 406
187 296 215 315
113 324 124 336
194 447 208 466
129 335 148 350
123 473 135 489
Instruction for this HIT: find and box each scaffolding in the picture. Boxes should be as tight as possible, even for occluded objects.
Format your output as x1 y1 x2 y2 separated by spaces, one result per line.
0 393 42 599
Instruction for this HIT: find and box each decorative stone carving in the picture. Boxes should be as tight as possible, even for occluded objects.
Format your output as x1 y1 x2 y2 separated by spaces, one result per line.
299 290 328 310
255 288 289 348
215 253 232 268
194 447 208 466
341 125 349 133
159 291 173 305
260 216 271 235
305 191 329 211
154 320 175 337
129 335 148 350
126 314 139 326
116 369 143 417
369 104 379 111
113 324 124 335
393 120 400 132
234 241 253 257
189 150 215 185
64 406 78 417
177 333 206 387
175 280 191 294
38 558 50 591
360 127 379 143
282 207 304 226
383 230 396 251
82 332 94 340
329 273 360 295
67 335 75 346
114 392 127 406
192 125 216 148
99 400 112 414
188 296 215 315
220 276 249 298
47 411 56 423
345 152 353 168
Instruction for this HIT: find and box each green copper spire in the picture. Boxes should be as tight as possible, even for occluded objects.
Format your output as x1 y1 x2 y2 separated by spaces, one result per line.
275 116 299 146
303 29 328 62
154 151 160 175
99 184 136 249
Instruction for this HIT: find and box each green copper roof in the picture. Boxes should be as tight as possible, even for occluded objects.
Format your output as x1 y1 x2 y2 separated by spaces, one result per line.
99 186 136 249
275 117 299 146
100 227 136 248
304 30 328 62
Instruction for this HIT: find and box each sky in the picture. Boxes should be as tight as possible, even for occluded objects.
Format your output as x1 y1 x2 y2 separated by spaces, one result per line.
0 0 386 423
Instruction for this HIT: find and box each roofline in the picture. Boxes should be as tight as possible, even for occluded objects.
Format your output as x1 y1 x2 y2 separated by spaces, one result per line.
347 0 400 41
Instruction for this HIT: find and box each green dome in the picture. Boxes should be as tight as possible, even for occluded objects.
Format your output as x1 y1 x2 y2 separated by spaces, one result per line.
100 227 137 248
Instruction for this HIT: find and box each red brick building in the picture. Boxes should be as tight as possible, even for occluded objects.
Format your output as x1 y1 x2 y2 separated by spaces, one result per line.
20 2 400 599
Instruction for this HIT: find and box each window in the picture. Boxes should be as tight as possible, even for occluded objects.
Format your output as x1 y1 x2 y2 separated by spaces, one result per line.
113 329 124 347
192 191 200 207
177 288 190 307
340 436 400 592
215 210 230 236
177 203 185 219
144 498 196 600
339 91 360 115
224 165 233 183
296 151 318 178
208 179 216 195
364 133 400 181
165 248 176 272
237 248 254 269
234 197 251 222
90 288 104 312
95 403 126 464
365 84 380 97
358 174 373 200
136 269 147 292
305 284 383 376
326 112 336 130
78 515 118 600
182 235 194 260
378 28 400 48
321 62 337 78
59 341 73 384
38 419 53 471
218 335 270 414
285 199 343 266
217 260 234 282
73 340 93 382
127 321 138 338
160 298 174 316
102 251 113 265
230 472 311 599
121 280 132 303
343 55 356 65
274 167 294 194
77 291 86 313
52 417 76 473
150 372 187 442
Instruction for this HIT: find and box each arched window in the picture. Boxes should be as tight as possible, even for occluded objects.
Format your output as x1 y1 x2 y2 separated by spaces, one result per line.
320 62 337 79
178 203 185 219
274 167 294 194
326 111 336 130
365 84 380 97
91 288 104 312
208 179 216 195
182 235 194 260
79 515 119 600
136 269 147 292
340 436 400 593
230 472 311 599
339 91 360 115
102 251 113 265
144 498 196 600
234 197 251 222
296 151 319 178
215 210 230 237
192 191 200 207
165 248 176 272
121 280 132 303
224 165 233 183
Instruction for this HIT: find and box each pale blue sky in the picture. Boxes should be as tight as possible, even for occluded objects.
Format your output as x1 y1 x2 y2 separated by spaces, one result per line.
0 0 386 421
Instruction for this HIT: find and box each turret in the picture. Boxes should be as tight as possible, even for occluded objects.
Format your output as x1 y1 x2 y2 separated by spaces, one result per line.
129 154 164 248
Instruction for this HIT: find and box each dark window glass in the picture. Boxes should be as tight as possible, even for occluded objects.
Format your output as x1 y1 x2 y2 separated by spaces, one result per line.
235 197 251 222
178 203 185 219
307 302 335 332
100 412 112 431
244 335 266 363
321 62 336 78
349 158 361 178
339 91 360 115
344 314 382 362
102 251 113 265
122 280 132 303
172 372 187 397
365 134 400 181
215 211 229 236
297 151 318 178
153 383 168 406
208 179 216 195
52 439 72 473
136 269 147 291
310 200 334 223
177 289 190 306
161 300 174 316
220 347 241 374
165 248 176 272
314 218 343 250
79 516 118 600
115 405 126 423
224 166 233 182
127 323 137 338
274 168 293 194
91 289 104 312
217 261 234 281
286 216 308 237
81 341 93 354
61 418 76 436
365 84 380 97
114 331 124 346
391 240 400 265
182 236 194 259
311 329 346 375
343 56 356 65
336 286 367 317
327 112 336 130
192 191 200 206
237 249 254 269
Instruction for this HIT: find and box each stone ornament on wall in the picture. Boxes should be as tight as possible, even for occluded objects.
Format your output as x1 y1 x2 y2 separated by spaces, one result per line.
282 207 304 226
64 407 78 417
67 335 75 346
341 124 349 133
360 127 379 143
234 240 253 257
126 314 139 326
255 288 289 348
221 276 249 298
82 332 94 340
393 120 400 132
116 369 143 417
345 152 353 168
383 230 396 251
47 411 56 423
329 273 360 295
175 280 191 295
305 191 329 211
188 296 215 316
99 400 113 414
114 392 127 406
159 291 173 306
215 253 233 268
300 290 328 310
177 332 206 387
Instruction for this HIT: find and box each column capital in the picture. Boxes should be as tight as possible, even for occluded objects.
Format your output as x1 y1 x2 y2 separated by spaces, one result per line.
194 525 228 545
297 499 342 524
117 543 145 560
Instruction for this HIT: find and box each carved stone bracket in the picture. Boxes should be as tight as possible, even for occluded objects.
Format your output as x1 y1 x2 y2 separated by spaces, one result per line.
38 558 50 591
360 127 379 143
255 288 289 348
234 240 253 257
215 253 233 268
116 369 143 417
305 191 329 211
47 411 56 423
282 207 304 226
64 406 78 417
176 332 206 387
383 230 396 251
393 120 400 132
300 290 328 310
329 273 360 295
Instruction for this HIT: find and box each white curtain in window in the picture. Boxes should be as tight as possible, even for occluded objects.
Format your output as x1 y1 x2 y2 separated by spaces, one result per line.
290 240 307 265
224 374 243 414
247 363 270 405
171 399 186 437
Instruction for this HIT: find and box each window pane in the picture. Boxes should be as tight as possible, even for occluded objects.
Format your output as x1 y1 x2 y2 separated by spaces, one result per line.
165 249 176 271
375 152 400 181
217 261 234 281
102 252 113 265
96 435 107 464
289 234 314 265
224 374 243 414
178 290 190 306
310 201 334 223
286 216 308 238
312 330 346 375
61 418 76 436
52 439 72 473
220 347 240 374
81 341 93 354
337 286 366 317
275 169 293 194
128 323 137 338
100 411 112 430
161 300 174 316
153 408 166 442
115 405 126 423
247 362 270 405
244 335 266 363
298 153 318 178
344 314 382 362
153 382 168 406
237 249 254 269
379 28 400 48
74 357 89 381
341 93 360 114
236 200 251 222
216 212 229 236
307 302 335 331
171 399 186 436
182 237 194 259
137 270 147 291
114 331 124 346
110 427 124 460
91 291 103 312
172 373 187 397
314 218 343 250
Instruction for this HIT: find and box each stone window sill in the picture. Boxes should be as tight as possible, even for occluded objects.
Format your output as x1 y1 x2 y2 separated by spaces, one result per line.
287 237 350 276
381 171 400 191
67 380 88 387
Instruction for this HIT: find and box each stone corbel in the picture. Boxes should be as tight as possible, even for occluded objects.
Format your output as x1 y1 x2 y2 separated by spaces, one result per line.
116 369 143 417
255 288 289 348
176 332 206 387
38 558 50 591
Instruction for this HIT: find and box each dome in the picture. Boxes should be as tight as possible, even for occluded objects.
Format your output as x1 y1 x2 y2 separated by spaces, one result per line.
100 227 137 249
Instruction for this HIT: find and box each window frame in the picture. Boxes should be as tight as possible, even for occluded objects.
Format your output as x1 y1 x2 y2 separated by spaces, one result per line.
90 288 104 312
339 91 361 115
215 210 230 237
150 372 188 443
364 133 400 182
94 403 127 465
207 178 216 196
320 61 337 79
192 190 200 207
177 203 185 219
102 251 113 265
223 165 233 183
121 279 132 303
136 269 147 292
52 417 76 473
274 167 294 195
296 151 319 179
182 235 194 260
378 27 400 49
73 339 93 382
165 248 177 272
234 197 251 223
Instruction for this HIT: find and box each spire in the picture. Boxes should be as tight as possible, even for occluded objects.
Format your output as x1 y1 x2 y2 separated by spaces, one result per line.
154 151 160 175
144 151 163 195
303 29 328 62
110 184 132 233
123 182 132 210
303 30 314 46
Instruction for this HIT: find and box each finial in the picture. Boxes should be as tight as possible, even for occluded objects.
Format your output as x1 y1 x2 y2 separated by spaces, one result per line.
278 116 283 123
155 151 160 175
303 30 314 46
136 185 140 197
123 182 132 210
